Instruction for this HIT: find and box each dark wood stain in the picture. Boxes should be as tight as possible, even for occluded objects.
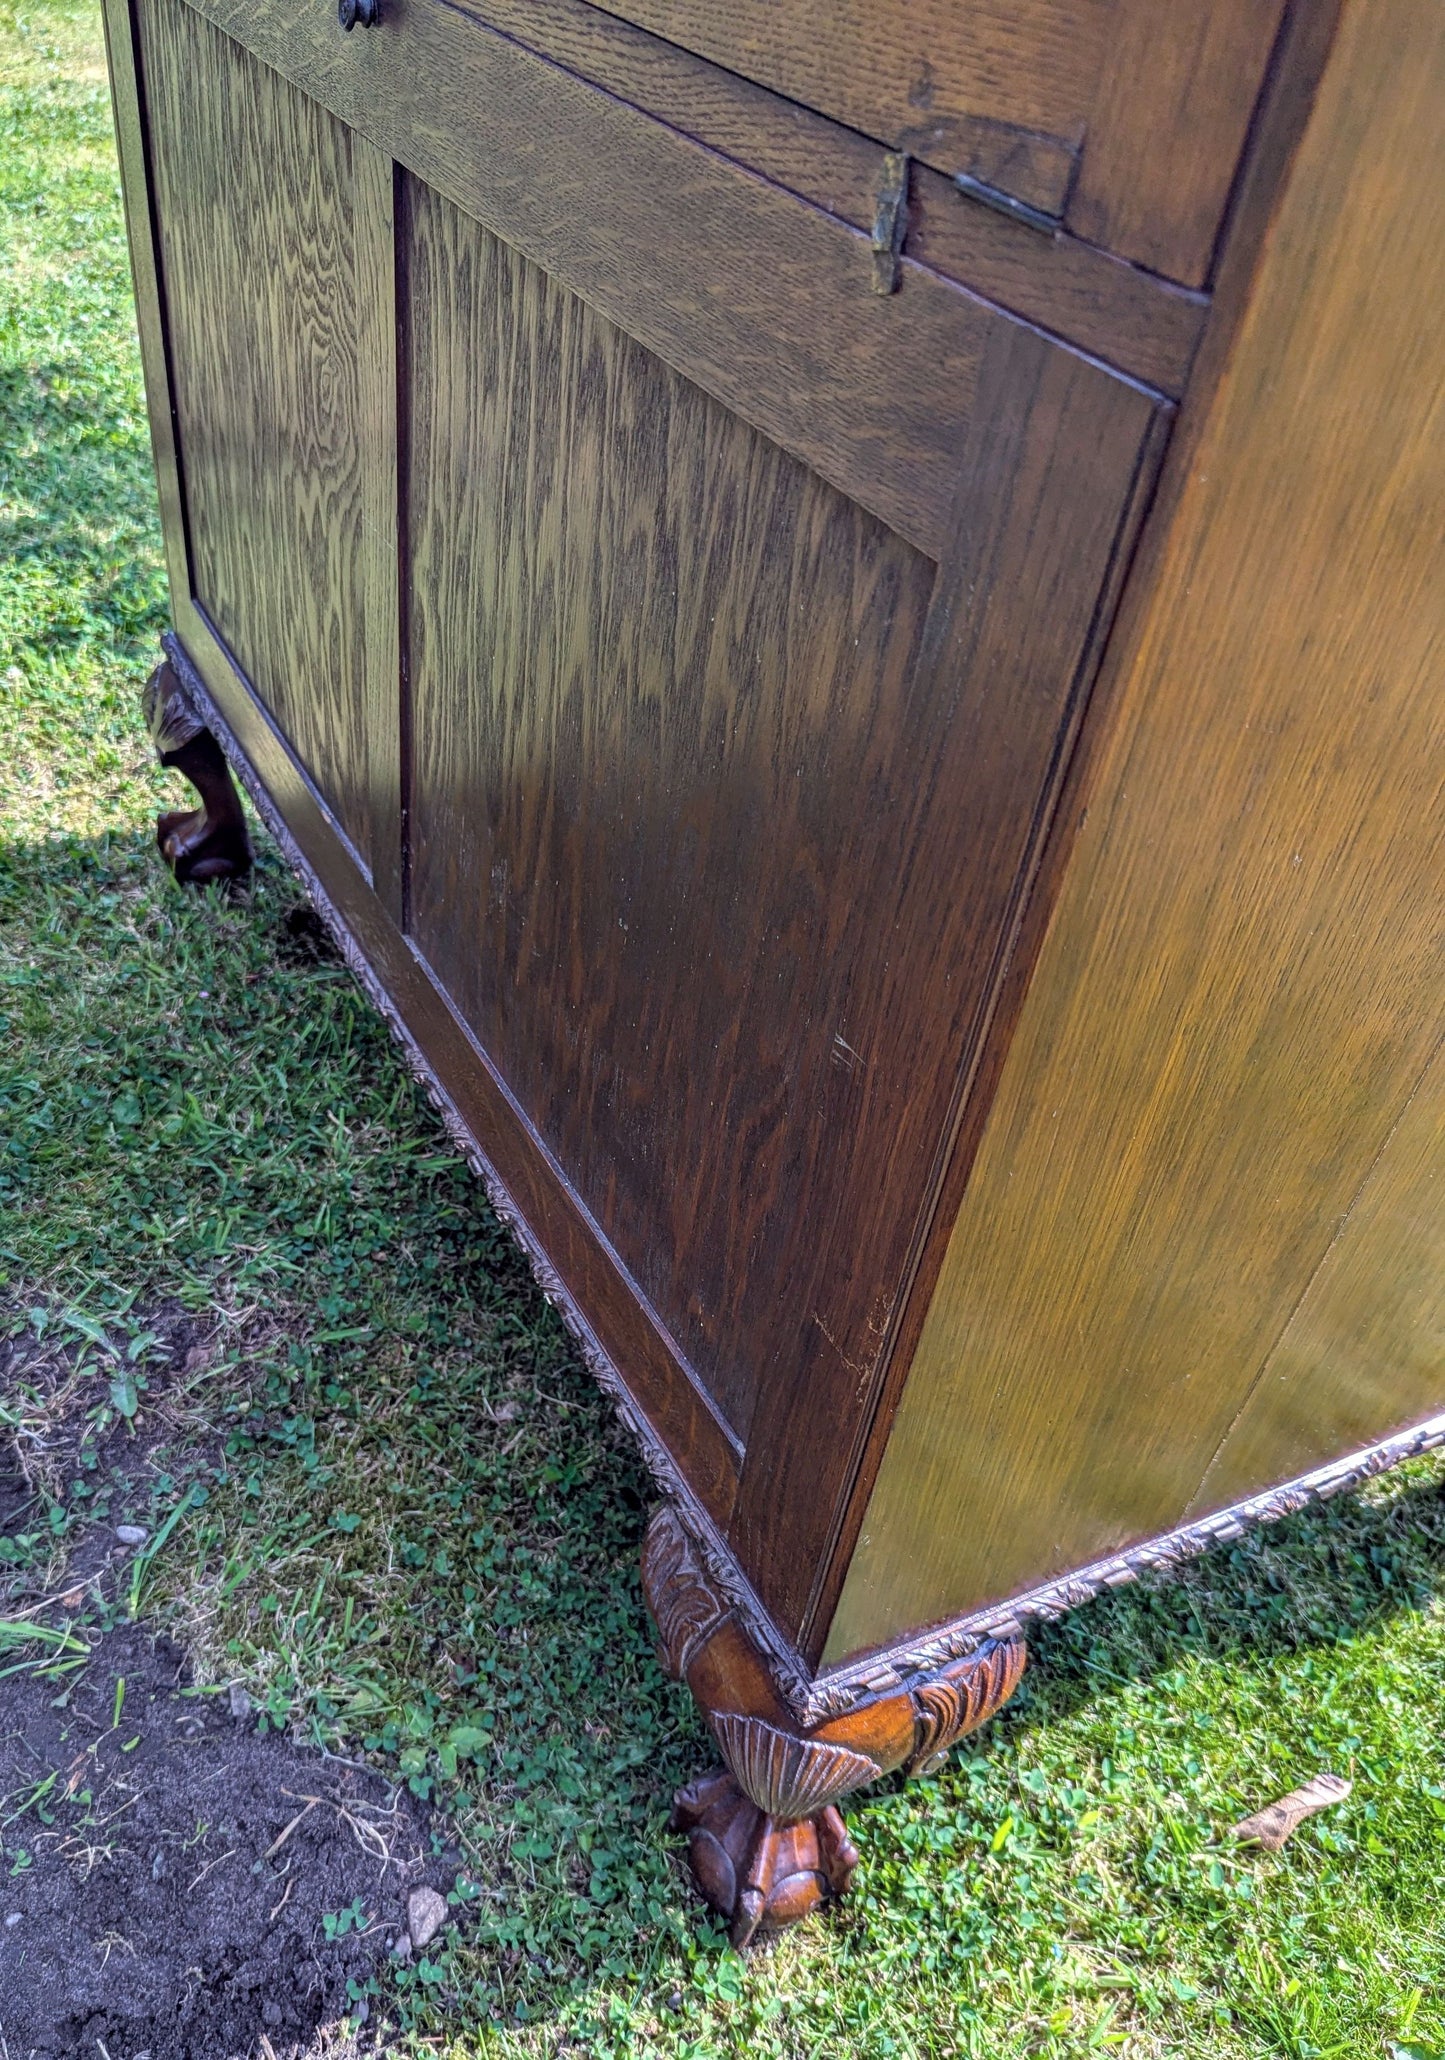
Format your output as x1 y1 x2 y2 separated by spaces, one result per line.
110 0 1421 1704
452 0 1209 396
160 0 1003 562
166 603 748 1526
731 321 1158 1645
136 0 399 893
578 0 1102 206
1069 0 1288 288
404 183 938 1442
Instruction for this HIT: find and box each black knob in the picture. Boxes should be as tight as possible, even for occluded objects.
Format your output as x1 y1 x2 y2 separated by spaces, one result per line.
338 0 379 29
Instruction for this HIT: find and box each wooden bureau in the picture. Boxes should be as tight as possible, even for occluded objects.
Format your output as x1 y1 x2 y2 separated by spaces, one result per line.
104 0 1444 1940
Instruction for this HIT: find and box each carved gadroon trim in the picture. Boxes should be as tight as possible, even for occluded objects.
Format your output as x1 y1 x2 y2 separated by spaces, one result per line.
641 1502 730 1682
710 1715 877 1819
906 1640 1029 1777
812 1405 1445 1721
640 1502 1026 1940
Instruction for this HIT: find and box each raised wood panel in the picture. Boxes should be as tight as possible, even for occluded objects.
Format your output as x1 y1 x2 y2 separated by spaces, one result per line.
1189 1034 1445 1519
402 183 1159 1640
166 0 1004 562
404 182 939 1443
136 0 399 897
826 0 1445 1665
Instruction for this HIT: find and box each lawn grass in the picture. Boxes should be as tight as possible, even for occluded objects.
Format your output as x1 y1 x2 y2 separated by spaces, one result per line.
3 3 1445 2053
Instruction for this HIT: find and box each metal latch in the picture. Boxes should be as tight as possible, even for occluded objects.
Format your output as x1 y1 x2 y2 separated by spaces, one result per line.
870 152 909 295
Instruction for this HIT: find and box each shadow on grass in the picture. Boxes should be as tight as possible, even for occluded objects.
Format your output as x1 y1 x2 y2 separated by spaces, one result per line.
4 823 1445 2047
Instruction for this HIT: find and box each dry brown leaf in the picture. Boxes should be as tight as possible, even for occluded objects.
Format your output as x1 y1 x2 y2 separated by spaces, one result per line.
1232 1772 1352 1850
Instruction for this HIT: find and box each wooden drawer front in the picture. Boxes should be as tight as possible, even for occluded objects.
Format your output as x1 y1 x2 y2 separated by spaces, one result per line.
131 0 1163 1638
576 0 1285 286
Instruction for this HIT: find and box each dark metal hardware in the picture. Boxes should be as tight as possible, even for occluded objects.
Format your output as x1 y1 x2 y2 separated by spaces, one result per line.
870 151 909 295
338 0 380 30
953 171 1061 238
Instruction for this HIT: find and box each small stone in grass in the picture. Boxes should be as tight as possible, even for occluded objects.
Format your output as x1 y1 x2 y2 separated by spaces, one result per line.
1232 1772 1352 1850
228 1683 252 1722
115 1524 148 1547
408 1885 449 1951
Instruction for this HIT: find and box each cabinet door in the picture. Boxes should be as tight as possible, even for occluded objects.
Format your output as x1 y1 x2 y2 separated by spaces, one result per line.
136 0 399 905
131 0 1161 1650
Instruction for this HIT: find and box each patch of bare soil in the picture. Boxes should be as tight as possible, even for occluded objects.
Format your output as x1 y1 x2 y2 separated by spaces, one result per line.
0 1623 446 2060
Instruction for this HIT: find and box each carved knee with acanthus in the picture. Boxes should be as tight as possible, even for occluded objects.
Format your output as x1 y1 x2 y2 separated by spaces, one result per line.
642 1507 1026 1946
143 657 252 884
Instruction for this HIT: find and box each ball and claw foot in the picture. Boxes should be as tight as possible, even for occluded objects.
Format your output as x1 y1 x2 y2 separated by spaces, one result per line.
143 658 252 885
671 1769 859 1949
642 1505 1028 1946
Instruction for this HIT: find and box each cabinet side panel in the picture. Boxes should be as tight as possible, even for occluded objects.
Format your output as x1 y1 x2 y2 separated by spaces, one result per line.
826 0 1445 1663
136 0 397 882
1188 1034 1445 1518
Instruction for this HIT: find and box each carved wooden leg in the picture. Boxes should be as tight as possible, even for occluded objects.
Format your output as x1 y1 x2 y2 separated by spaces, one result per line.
142 658 252 884
642 1507 1026 1945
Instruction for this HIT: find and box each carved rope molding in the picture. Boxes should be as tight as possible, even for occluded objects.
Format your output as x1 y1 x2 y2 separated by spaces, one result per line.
160 635 1445 1730
816 1408 1445 1717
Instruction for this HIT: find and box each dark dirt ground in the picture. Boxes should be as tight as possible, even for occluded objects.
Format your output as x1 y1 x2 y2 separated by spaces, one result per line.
0 1314 453 2059
0 1621 448 2060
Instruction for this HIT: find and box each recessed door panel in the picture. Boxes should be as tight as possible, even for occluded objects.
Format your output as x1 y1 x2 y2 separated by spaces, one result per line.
138 0 397 887
404 179 939 1445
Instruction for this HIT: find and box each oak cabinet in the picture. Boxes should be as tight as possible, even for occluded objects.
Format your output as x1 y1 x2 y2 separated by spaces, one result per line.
107 0 1444 1943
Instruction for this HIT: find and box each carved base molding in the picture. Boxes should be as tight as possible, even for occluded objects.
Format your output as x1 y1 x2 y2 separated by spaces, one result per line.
642 1506 1026 1942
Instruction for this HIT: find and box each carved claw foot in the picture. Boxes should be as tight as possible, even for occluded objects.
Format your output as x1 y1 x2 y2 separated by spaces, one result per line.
143 658 252 884
671 1768 859 1947
642 1506 1027 1944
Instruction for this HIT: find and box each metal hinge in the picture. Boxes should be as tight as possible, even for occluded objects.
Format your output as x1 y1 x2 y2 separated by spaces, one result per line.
870 151 909 295
952 171 1061 239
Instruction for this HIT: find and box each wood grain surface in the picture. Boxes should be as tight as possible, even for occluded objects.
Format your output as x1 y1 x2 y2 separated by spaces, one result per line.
580 0 1282 283
580 0 1098 209
401 179 1156 1629
160 0 1012 563
100 0 189 615
404 181 937 1443
1190 1033 1445 1518
164 601 748 1526
1067 0 1287 286
449 0 1205 396
137 0 399 892
826 0 1445 1663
